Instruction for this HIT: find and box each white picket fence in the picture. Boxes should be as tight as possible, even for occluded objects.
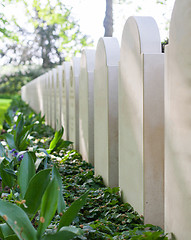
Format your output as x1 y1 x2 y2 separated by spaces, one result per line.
21 0 190 239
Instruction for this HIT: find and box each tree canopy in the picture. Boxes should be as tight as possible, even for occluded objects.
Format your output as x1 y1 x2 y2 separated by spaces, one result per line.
0 0 19 41
0 0 93 94
0 0 93 66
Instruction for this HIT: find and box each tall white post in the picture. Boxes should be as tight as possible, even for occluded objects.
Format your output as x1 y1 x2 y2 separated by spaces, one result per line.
119 16 164 227
94 37 120 188
79 49 95 165
69 57 81 150
165 0 191 239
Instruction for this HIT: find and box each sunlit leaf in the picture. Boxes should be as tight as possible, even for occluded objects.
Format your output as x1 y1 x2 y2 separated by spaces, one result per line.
22 169 51 215
0 200 37 240
42 226 83 240
58 191 89 230
37 178 59 238
52 165 66 213
18 152 36 198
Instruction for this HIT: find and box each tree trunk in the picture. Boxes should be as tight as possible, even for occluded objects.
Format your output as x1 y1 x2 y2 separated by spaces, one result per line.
103 0 113 37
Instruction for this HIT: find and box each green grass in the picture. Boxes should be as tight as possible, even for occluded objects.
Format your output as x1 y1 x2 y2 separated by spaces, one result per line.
0 98 12 129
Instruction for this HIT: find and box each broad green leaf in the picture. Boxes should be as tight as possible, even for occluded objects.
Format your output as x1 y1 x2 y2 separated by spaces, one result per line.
55 140 73 152
44 156 48 169
37 178 59 238
18 124 34 151
42 226 83 240
22 169 51 215
0 223 14 238
48 127 63 153
52 165 66 213
14 114 24 148
18 131 30 151
4 235 18 240
0 142 6 157
4 112 12 126
58 191 89 231
4 134 16 150
18 152 36 198
0 200 37 240
0 163 14 189
59 226 83 235
3 168 17 178
0 223 18 239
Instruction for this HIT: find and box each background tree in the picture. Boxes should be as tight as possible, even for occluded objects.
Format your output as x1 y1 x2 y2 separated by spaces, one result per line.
0 0 19 41
0 0 93 94
24 0 92 63
103 0 132 37
103 0 113 37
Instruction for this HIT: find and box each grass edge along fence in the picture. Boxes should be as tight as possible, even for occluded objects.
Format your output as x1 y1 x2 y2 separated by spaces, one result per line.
0 96 167 239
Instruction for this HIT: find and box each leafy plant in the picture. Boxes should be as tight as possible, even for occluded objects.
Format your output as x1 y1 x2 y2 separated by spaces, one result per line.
0 185 88 240
0 96 168 239
47 127 72 154
0 150 89 240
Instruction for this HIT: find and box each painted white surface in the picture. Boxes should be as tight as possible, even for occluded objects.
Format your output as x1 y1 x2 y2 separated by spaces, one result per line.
55 67 61 131
94 37 120 188
69 57 81 150
79 48 95 165
119 16 164 227
165 0 191 239
61 62 70 140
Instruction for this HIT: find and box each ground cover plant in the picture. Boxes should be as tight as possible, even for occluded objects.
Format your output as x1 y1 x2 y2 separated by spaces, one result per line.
0 96 167 240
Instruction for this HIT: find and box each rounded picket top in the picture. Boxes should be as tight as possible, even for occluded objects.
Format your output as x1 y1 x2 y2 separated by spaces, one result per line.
95 37 120 67
121 16 161 56
94 37 120 188
79 48 96 165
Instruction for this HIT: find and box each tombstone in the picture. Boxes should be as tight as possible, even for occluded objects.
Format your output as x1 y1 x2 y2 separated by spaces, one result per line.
40 74 45 118
119 16 164 227
69 57 81 150
56 66 63 131
55 67 61 130
44 72 49 124
79 49 95 165
30 78 40 114
51 69 57 130
58 62 70 140
43 73 49 121
37 75 44 116
27 80 34 111
94 37 120 188
48 70 53 128
25 81 32 107
21 85 27 103
46 71 51 127
165 0 191 238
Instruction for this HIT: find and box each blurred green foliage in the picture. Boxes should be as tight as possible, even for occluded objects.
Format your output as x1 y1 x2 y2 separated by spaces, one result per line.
0 65 47 94
0 98 12 129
